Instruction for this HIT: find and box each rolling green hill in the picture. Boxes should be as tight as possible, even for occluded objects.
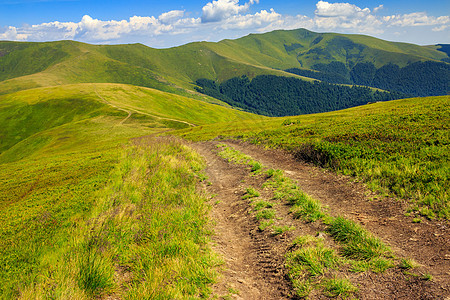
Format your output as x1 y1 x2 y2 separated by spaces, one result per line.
0 82 264 298
1 28 448 99
0 28 449 299
175 95 450 220
0 83 262 163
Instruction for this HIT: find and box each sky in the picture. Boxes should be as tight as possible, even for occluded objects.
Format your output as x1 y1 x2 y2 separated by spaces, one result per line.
0 0 449 48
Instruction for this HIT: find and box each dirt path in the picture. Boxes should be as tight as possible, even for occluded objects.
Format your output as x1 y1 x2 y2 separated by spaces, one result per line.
193 140 450 299
225 140 450 286
95 90 196 127
192 142 292 299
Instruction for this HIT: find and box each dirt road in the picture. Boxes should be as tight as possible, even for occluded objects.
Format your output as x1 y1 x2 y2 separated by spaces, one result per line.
192 140 449 299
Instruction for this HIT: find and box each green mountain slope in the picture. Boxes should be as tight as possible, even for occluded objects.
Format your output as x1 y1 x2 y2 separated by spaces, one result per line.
1 28 448 97
0 83 262 163
211 28 448 69
175 95 450 219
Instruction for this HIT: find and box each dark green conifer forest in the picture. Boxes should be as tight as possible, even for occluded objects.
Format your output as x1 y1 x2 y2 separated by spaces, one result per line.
196 75 405 117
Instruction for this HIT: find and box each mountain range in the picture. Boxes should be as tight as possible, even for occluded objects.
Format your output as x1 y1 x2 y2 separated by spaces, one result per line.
1 28 449 299
1 28 448 98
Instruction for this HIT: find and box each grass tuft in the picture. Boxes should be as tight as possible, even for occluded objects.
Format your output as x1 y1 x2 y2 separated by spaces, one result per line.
272 225 295 235
422 273 433 281
255 209 276 220
327 217 390 261
77 247 114 296
399 258 420 270
286 238 340 278
252 200 273 210
258 220 274 231
323 277 358 298
242 187 260 200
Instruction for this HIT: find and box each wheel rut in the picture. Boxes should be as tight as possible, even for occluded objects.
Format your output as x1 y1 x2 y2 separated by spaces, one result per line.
192 142 293 300
192 140 449 300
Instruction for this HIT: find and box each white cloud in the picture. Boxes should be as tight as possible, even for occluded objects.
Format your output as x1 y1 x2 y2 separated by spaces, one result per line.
0 1 448 47
313 1 382 34
384 12 450 27
159 10 185 24
220 8 281 30
0 14 201 44
315 1 370 17
432 25 448 32
201 0 259 23
373 5 383 14
0 26 28 40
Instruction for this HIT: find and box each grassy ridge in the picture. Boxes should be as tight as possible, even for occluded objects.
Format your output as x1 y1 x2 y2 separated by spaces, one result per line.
2 29 447 98
0 83 262 161
1 137 217 298
0 40 292 97
175 96 450 219
0 81 236 297
0 82 263 297
0 41 72 81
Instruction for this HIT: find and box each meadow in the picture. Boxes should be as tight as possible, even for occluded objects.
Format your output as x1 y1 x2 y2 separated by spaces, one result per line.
0 82 260 298
1 28 448 297
176 96 450 219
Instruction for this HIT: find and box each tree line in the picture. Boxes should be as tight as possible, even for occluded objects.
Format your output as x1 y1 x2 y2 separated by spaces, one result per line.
286 61 449 97
196 75 405 117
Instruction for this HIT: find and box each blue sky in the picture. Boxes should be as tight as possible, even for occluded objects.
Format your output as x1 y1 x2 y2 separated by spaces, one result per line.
1 0 449 47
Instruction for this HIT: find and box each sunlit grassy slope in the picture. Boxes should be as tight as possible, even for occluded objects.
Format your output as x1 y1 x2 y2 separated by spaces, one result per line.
0 82 263 297
0 83 262 162
175 96 450 219
1 29 447 96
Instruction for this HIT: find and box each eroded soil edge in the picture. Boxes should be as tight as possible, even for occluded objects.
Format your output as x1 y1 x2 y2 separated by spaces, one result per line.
193 140 449 299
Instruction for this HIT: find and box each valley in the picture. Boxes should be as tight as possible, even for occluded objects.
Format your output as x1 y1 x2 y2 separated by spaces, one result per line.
0 28 449 298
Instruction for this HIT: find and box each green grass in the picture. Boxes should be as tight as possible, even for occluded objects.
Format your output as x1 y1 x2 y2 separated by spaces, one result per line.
263 167 326 222
216 143 265 175
4 137 218 299
242 187 260 200
255 209 276 220
177 96 450 219
327 217 391 261
287 245 340 277
271 225 295 236
287 234 372 298
422 273 433 281
252 200 273 210
399 258 420 270
0 83 233 298
0 144 120 298
286 236 352 298
323 278 358 298
258 220 275 231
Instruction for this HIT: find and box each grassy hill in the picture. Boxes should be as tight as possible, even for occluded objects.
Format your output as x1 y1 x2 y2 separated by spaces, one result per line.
0 82 262 161
214 29 448 69
175 95 450 220
1 29 448 97
0 28 448 298
0 82 263 298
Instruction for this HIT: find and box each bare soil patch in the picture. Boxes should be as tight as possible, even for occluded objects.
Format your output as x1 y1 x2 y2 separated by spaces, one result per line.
193 142 293 299
192 140 449 299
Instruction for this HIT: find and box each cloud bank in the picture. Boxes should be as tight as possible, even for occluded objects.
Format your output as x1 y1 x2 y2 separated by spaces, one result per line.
1 0 449 46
